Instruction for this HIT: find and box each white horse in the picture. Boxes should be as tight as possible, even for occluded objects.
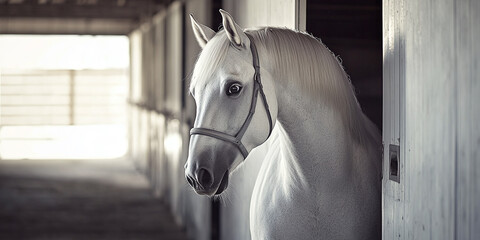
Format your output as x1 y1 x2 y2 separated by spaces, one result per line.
185 9 381 240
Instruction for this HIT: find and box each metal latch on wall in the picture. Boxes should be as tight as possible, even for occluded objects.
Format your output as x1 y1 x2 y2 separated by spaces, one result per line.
389 144 400 183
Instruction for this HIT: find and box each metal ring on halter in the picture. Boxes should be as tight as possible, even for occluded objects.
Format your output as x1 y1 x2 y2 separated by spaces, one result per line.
190 33 273 159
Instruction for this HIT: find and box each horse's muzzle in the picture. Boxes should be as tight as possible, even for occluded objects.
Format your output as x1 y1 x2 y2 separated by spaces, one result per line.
185 165 229 196
185 136 240 196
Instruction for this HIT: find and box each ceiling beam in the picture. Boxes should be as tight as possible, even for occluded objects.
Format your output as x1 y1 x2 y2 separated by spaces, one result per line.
0 17 137 35
0 0 166 19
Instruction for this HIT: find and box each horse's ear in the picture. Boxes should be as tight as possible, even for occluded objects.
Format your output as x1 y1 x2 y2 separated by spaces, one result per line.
219 9 245 47
190 14 216 49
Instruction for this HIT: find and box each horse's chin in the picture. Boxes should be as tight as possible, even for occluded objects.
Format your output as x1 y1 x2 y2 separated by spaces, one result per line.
214 169 229 195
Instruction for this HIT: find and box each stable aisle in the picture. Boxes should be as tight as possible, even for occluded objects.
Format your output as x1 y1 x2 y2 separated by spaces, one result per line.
0 158 188 240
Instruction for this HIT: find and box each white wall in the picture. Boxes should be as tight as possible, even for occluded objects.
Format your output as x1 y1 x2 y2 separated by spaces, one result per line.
223 0 303 30
383 0 480 239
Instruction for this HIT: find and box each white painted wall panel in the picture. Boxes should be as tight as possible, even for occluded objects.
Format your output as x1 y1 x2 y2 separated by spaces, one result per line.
383 0 480 239
382 1 405 238
455 0 480 239
223 0 298 29
164 2 183 117
129 30 143 103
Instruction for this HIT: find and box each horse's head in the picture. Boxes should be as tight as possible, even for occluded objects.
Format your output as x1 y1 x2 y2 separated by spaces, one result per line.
185 10 277 196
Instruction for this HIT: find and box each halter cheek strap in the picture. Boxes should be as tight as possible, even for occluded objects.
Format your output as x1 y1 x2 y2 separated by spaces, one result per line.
190 33 273 159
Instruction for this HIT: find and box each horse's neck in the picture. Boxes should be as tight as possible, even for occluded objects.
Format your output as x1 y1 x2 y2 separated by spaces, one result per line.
271 80 360 192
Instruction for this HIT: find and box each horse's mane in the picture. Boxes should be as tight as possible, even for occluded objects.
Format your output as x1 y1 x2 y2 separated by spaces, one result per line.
191 27 380 146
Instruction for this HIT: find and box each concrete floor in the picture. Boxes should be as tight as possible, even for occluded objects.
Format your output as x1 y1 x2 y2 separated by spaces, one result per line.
0 158 188 240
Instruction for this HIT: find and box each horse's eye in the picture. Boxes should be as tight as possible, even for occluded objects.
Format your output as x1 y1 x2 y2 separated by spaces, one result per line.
227 83 242 96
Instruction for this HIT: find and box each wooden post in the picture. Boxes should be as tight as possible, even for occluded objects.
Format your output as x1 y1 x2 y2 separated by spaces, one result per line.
69 70 75 125
295 0 306 31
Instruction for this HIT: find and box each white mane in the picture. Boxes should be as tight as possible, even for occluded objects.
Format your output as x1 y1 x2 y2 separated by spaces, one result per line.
191 27 379 145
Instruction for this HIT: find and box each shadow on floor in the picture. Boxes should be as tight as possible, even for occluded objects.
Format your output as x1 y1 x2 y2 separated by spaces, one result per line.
0 159 188 240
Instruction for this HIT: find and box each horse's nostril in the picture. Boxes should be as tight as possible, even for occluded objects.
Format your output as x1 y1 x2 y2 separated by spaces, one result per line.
197 168 213 188
186 175 196 188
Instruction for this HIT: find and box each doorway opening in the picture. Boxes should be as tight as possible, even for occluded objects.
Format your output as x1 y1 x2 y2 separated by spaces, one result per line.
0 35 129 160
306 0 382 129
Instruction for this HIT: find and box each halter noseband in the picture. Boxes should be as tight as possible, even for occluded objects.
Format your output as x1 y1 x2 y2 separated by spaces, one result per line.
190 34 273 159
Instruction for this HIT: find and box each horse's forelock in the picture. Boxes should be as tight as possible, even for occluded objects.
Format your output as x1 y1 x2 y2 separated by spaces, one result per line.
190 32 230 92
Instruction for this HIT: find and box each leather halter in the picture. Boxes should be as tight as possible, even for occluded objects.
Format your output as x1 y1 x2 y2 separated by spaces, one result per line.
190 34 273 159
